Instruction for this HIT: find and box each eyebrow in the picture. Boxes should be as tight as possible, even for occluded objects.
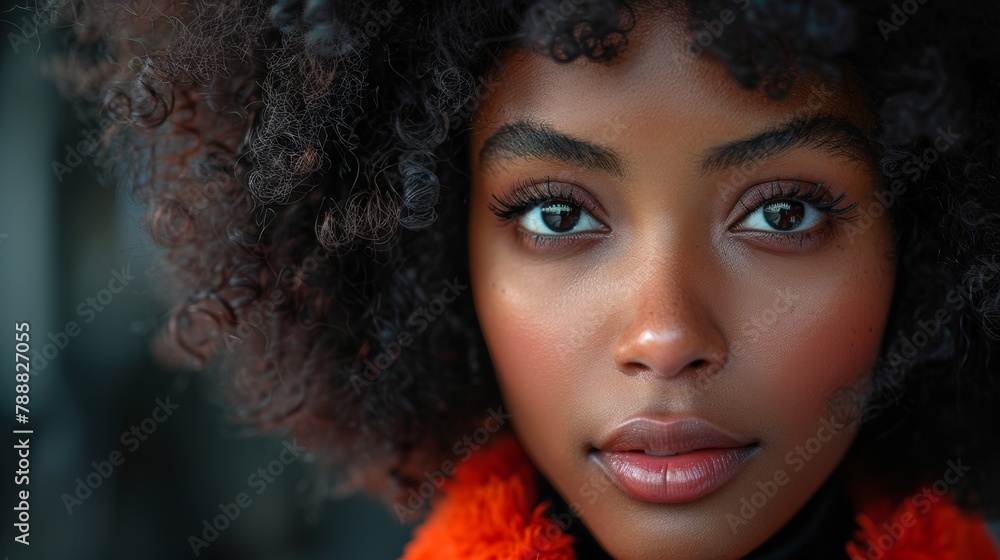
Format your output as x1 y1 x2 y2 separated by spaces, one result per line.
477 114 879 180
478 121 628 180
699 114 879 175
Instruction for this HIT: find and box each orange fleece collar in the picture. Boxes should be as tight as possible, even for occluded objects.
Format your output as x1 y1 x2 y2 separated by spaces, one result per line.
401 435 999 559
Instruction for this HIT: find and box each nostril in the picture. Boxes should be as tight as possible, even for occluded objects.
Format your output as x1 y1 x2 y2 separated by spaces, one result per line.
689 358 725 381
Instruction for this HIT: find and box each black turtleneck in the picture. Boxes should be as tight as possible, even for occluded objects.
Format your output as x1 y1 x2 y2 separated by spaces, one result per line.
535 465 858 559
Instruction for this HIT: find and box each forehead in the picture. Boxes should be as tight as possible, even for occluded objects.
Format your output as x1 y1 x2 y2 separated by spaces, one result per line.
470 10 868 164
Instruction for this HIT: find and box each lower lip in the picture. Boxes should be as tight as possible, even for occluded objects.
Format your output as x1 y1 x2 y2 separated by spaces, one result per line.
592 445 760 503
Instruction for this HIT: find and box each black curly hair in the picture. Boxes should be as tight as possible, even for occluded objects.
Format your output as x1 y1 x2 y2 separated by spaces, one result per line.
39 0 1000 514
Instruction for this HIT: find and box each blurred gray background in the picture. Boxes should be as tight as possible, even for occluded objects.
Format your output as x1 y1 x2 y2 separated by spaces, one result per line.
0 15 415 560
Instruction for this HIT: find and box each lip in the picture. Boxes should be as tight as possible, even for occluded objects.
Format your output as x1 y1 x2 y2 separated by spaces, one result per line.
591 416 760 504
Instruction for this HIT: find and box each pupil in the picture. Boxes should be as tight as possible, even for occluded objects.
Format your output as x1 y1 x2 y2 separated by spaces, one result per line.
541 203 581 233
763 200 804 231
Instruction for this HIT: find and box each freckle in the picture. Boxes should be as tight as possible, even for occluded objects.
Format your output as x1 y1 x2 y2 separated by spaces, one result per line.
868 326 873 333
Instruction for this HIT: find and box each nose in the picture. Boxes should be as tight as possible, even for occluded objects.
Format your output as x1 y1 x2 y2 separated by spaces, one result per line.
612 256 728 381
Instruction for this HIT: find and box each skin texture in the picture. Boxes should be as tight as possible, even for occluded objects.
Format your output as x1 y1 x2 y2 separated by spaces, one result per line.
466 9 897 560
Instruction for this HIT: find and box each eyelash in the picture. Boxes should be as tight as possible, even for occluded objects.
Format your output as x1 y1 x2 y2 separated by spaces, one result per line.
488 177 606 248
733 179 861 247
488 177 861 249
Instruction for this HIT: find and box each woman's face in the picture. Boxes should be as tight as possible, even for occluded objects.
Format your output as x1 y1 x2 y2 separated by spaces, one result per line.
467 10 896 560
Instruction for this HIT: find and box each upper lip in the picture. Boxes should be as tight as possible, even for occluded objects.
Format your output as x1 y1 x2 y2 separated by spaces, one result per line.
595 416 757 454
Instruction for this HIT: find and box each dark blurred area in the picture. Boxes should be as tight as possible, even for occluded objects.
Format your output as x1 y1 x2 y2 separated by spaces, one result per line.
0 11 414 560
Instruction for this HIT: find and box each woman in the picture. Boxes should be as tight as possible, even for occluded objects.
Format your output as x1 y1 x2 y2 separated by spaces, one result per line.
43 0 1000 557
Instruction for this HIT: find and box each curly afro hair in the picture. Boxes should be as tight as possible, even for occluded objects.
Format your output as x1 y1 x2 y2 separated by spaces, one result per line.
40 0 1000 513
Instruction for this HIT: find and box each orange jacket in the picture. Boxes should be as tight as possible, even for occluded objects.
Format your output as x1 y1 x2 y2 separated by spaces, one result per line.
401 434 999 559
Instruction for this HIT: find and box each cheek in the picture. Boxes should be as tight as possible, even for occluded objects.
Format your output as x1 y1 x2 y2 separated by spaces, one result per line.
720 241 896 534
734 243 896 428
468 202 609 454
470 254 599 440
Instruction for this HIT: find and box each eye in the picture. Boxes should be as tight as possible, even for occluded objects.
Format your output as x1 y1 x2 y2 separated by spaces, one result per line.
737 198 826 233
489 178 608 240
519 200 605 235
730 180 859 241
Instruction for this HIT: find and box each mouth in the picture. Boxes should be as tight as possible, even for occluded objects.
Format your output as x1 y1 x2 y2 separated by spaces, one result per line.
591 416 761 504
